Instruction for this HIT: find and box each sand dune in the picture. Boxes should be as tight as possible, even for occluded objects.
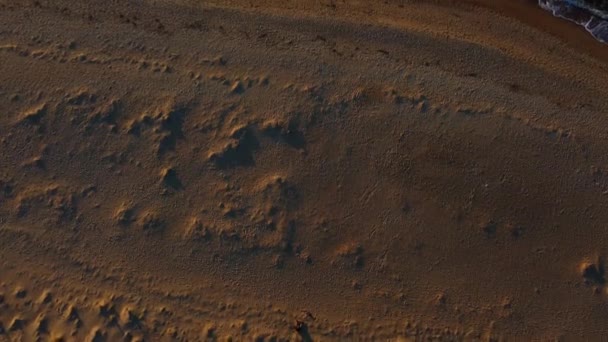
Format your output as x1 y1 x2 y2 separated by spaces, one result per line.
0 0 608 340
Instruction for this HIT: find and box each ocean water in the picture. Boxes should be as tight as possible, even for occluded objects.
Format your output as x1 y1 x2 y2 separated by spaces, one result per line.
539 0 608 42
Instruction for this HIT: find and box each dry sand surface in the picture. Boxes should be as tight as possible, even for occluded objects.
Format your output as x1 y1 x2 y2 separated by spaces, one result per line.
1 0 608 340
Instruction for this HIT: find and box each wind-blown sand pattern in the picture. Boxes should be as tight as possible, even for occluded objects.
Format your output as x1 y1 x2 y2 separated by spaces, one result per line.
1 0 608 340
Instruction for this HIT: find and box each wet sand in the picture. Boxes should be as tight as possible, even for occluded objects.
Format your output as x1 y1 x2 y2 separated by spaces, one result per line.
468 0 608 60
0 0 607 340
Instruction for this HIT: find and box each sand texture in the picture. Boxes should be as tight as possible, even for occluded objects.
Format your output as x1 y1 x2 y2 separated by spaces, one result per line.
1 0 608 340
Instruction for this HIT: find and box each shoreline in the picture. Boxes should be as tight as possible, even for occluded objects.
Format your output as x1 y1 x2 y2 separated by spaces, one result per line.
204 0 608 62
457 0 608 62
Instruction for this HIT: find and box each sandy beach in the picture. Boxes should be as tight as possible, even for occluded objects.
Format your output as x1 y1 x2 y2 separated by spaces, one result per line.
0 0 607 340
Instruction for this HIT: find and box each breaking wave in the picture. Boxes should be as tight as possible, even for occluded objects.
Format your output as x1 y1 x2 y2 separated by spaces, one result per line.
539 0 608 43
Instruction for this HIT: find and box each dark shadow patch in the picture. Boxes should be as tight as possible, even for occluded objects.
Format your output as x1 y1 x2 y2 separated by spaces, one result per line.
20 104 47 125
161 167 183 190
582 257 605 285
482 221 498 237
294 320 313 342
157 106 187 155
210 126 259 168
261 119 306 150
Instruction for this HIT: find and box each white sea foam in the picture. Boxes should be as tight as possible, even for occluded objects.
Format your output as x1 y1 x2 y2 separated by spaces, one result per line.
539 0 608 42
